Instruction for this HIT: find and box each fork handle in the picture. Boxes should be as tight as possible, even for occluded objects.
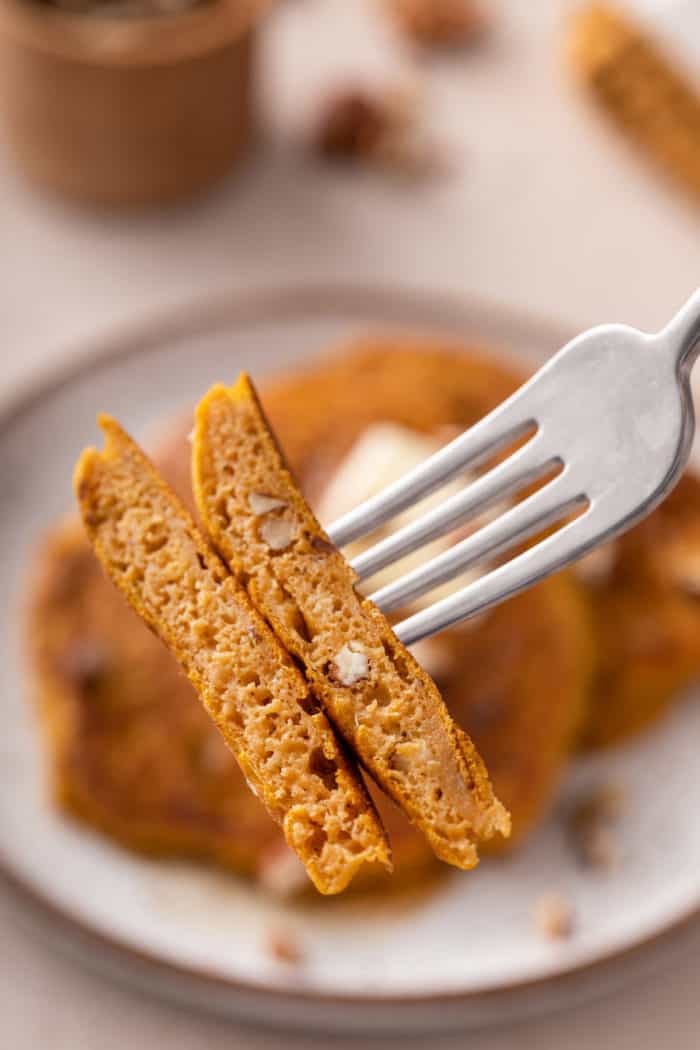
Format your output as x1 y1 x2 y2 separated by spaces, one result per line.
660 288 700 371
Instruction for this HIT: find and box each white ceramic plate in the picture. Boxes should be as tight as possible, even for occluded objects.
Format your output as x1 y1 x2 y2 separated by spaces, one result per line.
3 285 700 1034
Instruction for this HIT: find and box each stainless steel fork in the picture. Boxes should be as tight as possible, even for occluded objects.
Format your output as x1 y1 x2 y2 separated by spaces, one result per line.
326 290 700 646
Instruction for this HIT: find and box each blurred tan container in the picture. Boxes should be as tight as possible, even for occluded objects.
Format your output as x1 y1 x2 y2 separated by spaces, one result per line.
0 0 269 207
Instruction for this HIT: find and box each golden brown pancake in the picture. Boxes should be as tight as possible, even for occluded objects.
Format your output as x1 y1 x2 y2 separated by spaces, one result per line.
579 473 700 748
29 521 283 876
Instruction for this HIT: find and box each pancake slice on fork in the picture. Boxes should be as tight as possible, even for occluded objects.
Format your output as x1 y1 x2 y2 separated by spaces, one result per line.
74 416 391 895
193 375 510 870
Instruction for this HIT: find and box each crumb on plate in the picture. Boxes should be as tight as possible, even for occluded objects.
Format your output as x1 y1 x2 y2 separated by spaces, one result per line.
266 927 305 965
534 891 575 940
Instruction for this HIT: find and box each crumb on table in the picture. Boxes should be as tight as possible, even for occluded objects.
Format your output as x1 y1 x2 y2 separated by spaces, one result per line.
312 88 442 176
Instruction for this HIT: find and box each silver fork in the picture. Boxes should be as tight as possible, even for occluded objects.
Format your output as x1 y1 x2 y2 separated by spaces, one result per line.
326 290 700 646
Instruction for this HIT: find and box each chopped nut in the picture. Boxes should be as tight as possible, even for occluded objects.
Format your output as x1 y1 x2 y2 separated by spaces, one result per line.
385 0 489 48
266 927 305 965
313 88 440 176
534 892 575 940
256 843 309 898
329 643 369 686
567 784 625 870
260 516 297 551
315 91 388 160
249 492 288 515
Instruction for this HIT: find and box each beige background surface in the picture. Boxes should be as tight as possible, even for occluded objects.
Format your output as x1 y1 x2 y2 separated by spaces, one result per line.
2 1 700 1046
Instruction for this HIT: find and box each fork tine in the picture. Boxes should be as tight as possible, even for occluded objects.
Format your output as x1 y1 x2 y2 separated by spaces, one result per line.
393 511 594 646
326 392 535 548
351 435 557 581
370 473 584 613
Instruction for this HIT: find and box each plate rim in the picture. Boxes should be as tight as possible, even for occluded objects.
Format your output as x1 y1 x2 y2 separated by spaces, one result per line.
4 280 699 1014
